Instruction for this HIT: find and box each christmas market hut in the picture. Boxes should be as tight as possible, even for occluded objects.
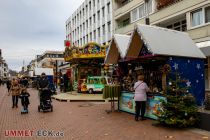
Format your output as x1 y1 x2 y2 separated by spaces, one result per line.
105 24 206 120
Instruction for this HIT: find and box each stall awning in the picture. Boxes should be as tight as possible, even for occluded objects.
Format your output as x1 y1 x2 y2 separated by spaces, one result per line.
126 24 206 59
105 34 131 64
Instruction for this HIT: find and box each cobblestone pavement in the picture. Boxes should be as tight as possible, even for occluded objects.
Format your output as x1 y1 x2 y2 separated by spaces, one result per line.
0 85 209 140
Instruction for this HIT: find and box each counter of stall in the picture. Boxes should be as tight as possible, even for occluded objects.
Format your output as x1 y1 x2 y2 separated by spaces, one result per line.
119 91 166 120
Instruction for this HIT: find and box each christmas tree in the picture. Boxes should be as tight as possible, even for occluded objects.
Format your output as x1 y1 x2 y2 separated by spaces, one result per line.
155 72 199 128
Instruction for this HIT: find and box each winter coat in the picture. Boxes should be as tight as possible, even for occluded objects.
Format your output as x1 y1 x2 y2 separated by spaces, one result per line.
19 92 30 106
9 84 21 96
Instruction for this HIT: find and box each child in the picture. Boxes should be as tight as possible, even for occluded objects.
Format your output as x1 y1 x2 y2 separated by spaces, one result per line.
19 88 30 114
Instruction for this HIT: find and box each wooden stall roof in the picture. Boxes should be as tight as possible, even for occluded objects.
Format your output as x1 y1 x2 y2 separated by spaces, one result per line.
126 24 206 59
104 34 131 64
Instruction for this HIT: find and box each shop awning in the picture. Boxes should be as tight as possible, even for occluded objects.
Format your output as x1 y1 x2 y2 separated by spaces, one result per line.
105 34 131 64
126 24 206 59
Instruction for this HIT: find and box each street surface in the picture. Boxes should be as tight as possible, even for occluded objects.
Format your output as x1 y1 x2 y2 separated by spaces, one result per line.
0 85 209 140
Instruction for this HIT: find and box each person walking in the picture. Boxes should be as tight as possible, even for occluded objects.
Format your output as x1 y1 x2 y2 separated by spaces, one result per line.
8 79 21 108
6 80 11 94
133 75 149 121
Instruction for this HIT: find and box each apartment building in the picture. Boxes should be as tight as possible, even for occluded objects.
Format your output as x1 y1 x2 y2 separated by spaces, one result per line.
66 0 113 46
113 0 210 89
0 49 9 80
36 51 64 69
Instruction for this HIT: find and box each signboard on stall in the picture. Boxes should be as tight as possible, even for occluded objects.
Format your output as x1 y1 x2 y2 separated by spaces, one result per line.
64 42 107 61
145 96 166 120
119 92 166 120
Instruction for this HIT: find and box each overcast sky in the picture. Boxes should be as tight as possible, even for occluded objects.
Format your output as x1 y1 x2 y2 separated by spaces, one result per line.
0 0 83 71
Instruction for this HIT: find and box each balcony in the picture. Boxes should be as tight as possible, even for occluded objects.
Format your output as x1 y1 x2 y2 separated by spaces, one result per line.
116 13 130 30
114 0 133 9
157 0 183 10
114 0 138 20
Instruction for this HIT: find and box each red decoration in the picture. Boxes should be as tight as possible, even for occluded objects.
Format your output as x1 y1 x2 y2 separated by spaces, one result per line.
65 41 71 47
66 69 71 77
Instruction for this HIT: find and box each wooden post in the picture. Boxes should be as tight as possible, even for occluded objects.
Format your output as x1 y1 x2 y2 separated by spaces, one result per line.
162 73 167 94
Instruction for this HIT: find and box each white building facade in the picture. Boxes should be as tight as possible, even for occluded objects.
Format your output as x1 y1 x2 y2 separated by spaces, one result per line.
0 50 9 80
66 0 113 46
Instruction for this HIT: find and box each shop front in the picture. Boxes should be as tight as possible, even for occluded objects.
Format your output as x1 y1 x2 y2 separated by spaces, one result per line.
105 24 206 119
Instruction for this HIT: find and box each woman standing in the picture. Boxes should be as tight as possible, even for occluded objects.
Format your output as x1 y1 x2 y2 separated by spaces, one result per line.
9 79 21 108
134 75 149 121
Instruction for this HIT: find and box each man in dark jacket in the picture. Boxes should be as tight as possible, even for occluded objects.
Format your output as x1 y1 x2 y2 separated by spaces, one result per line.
37 73 50 102
38 73 49 89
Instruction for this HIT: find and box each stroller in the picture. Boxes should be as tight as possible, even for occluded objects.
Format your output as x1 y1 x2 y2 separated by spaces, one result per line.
38 88 53 112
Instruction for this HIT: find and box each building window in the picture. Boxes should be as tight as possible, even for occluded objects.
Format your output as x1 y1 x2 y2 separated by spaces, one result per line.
102 24 105 35
93 0 95 7
166 19 187 32
89 1 91 11
86 5 88 13
90 32 92 41
147 0 153 14
102 7 105 17
86 20 88 28
93 14 96 23
97 11 100 20
77 14 79 21
108 22 111 32
94 30 96 39
139 4 145 19
205 6 210 23
191 8 203 27
98 28 100 37
107 2 110 13
90 17 92 25
131 8 138 22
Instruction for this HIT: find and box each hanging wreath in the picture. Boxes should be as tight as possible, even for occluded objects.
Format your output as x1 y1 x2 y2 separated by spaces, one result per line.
160 64 171 74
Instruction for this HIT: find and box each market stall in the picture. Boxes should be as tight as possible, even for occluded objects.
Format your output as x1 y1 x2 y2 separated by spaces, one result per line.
105 24 206 119
64 42 109 92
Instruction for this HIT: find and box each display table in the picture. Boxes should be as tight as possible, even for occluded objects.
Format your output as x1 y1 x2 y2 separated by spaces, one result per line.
119 91 166 120
102 85 121 112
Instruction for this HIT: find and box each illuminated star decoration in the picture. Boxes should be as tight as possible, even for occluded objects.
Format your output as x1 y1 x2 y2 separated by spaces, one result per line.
196 64 201 69
201 74 204 77
173 63 178 70
196 80 199 83
186 80 191 87
188 60 190 63
169 57 173 61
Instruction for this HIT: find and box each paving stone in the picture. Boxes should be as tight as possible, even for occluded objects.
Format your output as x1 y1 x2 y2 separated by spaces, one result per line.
0 85 209 140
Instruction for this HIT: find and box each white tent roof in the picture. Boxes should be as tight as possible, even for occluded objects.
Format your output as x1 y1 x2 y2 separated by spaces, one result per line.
105 34 130 64
126 24 205 58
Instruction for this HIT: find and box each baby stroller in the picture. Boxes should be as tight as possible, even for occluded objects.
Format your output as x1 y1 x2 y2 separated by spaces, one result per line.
38 88 53 112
